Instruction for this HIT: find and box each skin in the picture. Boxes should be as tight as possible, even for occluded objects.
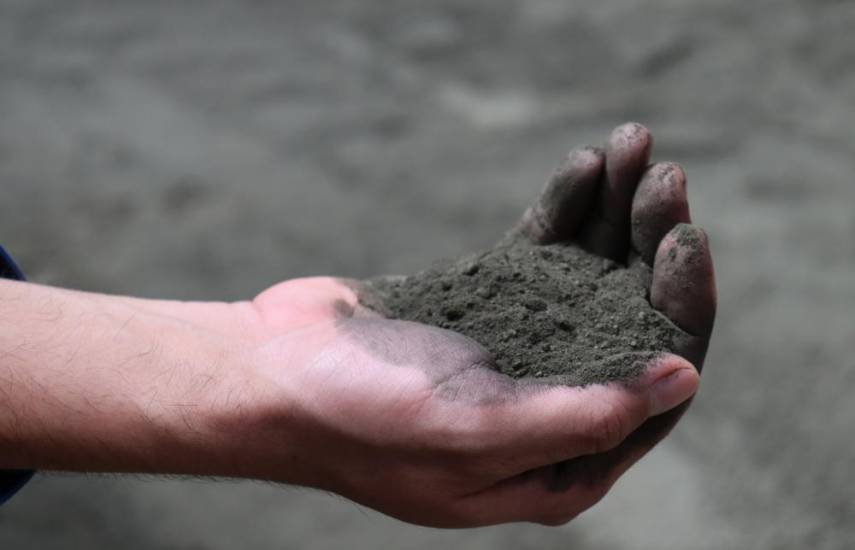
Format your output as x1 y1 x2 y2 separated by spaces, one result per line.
0 123 715 527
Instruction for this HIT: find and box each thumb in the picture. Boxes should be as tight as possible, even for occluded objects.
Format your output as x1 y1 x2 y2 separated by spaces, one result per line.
489 354 699 476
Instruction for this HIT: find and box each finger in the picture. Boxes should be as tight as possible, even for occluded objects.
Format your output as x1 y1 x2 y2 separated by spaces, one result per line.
456 354 697 526
516 147 604 244
457 357 697 525
537 356 696 491
460 437 652 527
631 162 691 265
484 355 698 477
580 123 653 261
651 224 717 369
455 465 609 526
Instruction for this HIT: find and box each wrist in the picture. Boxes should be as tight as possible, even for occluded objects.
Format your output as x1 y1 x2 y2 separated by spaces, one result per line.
0 278 334 487
202 318 334 488
145 294 325 487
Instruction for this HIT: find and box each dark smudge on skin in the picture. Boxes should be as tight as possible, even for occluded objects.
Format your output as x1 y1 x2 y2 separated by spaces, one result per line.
335 315 526 406
332 299 356 318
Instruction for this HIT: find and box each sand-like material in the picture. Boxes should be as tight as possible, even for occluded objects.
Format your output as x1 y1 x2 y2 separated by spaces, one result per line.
363 236 685 386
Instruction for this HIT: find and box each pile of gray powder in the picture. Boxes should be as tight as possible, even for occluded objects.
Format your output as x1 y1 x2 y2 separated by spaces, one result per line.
361 236 686 386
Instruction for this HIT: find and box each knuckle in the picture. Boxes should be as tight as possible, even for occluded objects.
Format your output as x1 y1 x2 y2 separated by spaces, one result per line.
452 448 500 476
536 499 582 526
535 484 610 526
431 413 498 459
586 400 634 452
533 499 583 526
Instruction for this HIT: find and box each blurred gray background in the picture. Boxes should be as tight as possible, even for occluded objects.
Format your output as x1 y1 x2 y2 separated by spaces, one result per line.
1 0 853 548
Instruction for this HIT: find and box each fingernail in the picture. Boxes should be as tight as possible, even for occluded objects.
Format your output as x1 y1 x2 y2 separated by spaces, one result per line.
650 367 699 416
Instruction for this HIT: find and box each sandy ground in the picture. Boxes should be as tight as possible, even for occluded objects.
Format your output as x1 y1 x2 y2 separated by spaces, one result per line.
1 1 854 548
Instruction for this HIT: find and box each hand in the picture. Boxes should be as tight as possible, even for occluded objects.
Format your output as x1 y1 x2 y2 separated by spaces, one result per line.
0 123 714 528
228 123 716 527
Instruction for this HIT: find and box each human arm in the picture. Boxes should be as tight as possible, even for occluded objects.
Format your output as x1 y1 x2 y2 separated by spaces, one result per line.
0 123 716 527
0 274 698 526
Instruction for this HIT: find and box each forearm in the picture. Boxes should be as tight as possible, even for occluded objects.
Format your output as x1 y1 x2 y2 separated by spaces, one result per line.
0 279 246 475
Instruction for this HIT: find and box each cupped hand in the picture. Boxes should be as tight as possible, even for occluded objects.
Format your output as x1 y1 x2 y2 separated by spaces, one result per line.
232 123 716 527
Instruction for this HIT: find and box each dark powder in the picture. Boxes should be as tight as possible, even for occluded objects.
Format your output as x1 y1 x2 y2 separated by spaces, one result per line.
361 236 687 386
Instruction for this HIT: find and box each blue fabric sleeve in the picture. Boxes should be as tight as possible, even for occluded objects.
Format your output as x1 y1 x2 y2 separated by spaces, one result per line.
0 245 35 505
